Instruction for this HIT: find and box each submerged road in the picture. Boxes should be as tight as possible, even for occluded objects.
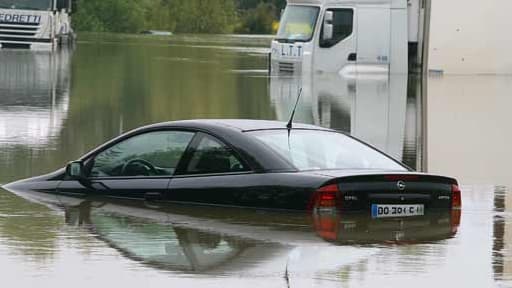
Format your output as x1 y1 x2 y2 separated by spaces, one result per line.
0 33 510 287
0 185 508 287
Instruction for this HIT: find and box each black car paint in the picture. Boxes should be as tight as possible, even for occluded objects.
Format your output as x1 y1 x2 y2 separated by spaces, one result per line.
4 120 459 211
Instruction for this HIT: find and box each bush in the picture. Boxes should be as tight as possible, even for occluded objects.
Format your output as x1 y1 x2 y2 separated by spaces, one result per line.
235 2 276 34
73 0 146 33
170 0 237 34
72 0 282 34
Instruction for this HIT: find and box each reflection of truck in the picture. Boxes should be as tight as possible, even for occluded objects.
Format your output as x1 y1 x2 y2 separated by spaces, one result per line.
270 0 427 74
0 0 73 49
270 73 425 170
0 48 72 147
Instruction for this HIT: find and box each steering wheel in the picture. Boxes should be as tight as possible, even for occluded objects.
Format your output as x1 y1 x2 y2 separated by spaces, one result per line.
121 159 157 176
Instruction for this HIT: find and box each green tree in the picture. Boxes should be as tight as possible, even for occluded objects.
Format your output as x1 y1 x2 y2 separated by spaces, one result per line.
71 0 291 34
170 0 237 34
235 2 276 34
144 0 176 32
73 0 147 33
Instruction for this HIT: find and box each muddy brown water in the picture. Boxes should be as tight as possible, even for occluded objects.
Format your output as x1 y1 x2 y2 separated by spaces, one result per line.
0 33 510 287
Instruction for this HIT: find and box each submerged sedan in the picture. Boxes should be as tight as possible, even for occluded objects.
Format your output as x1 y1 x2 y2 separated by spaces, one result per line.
4 120 461 216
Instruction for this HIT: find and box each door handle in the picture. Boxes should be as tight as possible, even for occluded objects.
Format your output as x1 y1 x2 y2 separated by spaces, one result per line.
145 192 163 201
90 181 109 191
348 53 357 61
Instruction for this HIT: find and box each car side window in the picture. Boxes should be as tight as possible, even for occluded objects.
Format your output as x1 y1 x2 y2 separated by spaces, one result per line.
320 8 354 48
183 134 248 175
89 131 195 178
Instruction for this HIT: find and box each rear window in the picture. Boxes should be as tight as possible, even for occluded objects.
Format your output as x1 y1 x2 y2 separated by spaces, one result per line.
248 129 406 171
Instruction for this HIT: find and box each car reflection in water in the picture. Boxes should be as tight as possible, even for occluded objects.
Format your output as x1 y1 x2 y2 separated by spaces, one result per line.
0 48 72 147
313 210 461 245
11 187 461 275
270 72 424 171
65 201 277 273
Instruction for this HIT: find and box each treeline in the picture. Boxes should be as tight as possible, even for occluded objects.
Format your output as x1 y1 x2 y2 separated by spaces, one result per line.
72 0 286 34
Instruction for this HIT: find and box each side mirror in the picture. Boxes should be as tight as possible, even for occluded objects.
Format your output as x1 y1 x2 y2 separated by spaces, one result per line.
324 10 334 23
323 11 334 41
66 161 85 180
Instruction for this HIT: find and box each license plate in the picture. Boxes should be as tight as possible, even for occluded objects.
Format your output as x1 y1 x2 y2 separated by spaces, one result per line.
371 204 424 218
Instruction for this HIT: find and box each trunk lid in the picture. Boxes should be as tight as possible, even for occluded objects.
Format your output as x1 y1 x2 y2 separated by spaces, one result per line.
311 170 458 210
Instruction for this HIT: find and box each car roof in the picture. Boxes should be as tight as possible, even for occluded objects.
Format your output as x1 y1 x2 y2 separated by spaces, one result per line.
149 119 334 132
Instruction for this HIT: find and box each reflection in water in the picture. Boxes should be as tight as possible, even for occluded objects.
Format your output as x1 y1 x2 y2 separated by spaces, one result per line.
0 49 72 147
65 201 286 273
12 183 512 287
0 36 273 184
269 73 423 170
0 189 61 261
0 49 72 183
3 188 459 277
313 210 460 245
493 186 512 284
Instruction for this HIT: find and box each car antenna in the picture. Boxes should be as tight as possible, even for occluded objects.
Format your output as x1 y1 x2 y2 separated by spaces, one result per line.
286 87 302 132
287 87 302 150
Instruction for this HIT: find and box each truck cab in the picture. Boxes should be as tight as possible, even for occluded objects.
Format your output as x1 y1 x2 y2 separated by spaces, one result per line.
270 0 424 75
0 0 73 49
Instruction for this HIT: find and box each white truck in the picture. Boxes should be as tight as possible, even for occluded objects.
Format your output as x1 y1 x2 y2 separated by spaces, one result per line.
0 0 73 49
270 0 427 75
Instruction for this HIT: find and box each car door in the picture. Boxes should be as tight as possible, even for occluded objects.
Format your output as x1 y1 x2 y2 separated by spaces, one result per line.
168 132 257 206
58 130 196 200
315 7 356 73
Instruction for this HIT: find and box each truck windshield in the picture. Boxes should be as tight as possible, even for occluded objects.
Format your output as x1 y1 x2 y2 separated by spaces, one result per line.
276 5 319 42
0 0 52 11
249 129 407 171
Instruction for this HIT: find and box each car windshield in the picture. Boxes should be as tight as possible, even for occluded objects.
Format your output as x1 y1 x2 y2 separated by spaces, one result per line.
276 5 319 42
0 0 52 11
249 129 407 171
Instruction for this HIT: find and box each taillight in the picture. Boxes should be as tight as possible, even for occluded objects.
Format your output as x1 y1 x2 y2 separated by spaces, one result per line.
308 183 341 210
451 184 462 209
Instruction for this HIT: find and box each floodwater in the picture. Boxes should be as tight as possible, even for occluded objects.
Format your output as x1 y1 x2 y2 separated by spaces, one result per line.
0 33 511 287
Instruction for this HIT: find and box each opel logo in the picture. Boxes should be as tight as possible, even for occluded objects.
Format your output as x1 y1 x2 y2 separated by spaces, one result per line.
397 181 406 191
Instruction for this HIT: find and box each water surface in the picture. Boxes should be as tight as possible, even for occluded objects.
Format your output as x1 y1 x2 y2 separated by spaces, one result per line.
0 33 511 287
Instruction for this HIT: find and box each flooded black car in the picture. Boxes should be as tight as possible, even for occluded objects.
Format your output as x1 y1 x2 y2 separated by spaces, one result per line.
4 119 461 215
